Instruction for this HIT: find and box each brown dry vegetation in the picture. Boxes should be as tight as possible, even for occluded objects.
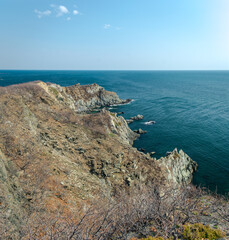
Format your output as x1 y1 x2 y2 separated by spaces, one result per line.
0 81 228 239
1 185 228 239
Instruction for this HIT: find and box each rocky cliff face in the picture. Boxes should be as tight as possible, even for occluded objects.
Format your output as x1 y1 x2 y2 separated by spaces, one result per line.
65 83 131 112
158 148 198 187
0 81 197 236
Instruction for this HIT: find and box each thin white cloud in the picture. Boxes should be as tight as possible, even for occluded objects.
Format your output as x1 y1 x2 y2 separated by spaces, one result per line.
35 5 79 20
59 5 69 16
104 24 111 29
51 4 69 17
34 9 51 18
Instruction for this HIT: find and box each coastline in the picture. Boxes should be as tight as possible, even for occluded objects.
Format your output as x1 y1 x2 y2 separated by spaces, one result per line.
0 80 228 238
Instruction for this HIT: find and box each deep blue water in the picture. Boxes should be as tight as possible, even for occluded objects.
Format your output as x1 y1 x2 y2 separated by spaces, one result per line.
1 70 229 194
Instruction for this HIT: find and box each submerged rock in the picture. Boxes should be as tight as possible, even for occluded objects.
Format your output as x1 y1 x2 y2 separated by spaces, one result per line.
138 148 146 152
144 120 156 125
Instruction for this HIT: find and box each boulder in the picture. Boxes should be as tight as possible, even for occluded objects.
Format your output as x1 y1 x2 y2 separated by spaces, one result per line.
130 114 144 120
134 128 147 134
126 119 134 124
150 151 156 156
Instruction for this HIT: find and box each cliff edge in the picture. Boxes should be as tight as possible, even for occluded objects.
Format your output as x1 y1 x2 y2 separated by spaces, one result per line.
0 81 198 237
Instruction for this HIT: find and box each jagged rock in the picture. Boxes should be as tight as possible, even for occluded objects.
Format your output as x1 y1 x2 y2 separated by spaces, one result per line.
166 151 172 156
158 148 198 186
65 83 132 112
134 128 147 134
126 114 144 124
150 151 156 156
126 119 134 124
139 148 146 152
130 114 144 120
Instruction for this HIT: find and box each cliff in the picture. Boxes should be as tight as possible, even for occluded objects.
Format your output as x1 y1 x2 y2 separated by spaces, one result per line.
0 81 200 237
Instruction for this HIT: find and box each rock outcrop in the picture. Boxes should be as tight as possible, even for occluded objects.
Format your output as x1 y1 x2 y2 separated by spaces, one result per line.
65 83 131 112
126 114 144 124
130 115 144 121
0 81 197 236
158 148 198 187
134 128 147 134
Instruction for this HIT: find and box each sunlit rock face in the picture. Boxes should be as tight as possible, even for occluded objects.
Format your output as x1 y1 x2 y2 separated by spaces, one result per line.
158 148 198 187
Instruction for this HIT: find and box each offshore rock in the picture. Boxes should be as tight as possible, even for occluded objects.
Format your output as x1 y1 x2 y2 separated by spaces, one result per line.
134 128 147 134
126 114 144 124
130 114 144 120
126 119 134 124
150 151 156 156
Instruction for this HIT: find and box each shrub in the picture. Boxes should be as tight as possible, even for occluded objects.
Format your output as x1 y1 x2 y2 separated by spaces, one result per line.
131 237 165 240
182 223 226 240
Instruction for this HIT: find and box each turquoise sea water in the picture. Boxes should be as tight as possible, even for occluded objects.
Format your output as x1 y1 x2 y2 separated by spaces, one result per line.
0 70 229 194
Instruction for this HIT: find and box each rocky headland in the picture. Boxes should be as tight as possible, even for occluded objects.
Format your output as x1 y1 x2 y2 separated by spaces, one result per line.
0 81 228 239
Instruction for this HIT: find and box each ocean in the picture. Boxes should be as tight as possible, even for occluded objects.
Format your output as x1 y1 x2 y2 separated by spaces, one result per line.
0 70 229 194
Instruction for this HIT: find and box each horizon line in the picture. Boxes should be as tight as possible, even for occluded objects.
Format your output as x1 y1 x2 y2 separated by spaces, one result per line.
1 69 229 71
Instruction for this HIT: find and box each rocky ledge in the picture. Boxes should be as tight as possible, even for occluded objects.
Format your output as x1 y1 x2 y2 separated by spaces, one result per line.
0 81 198 236
65 82 132 112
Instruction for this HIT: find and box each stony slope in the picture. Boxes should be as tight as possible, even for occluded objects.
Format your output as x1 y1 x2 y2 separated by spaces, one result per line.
0 81 198 236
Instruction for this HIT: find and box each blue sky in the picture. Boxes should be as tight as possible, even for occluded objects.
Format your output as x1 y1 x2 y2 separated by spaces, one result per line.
1 0 229 70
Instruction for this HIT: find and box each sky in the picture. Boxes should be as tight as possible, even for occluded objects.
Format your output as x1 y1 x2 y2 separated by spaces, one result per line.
0 0 229 70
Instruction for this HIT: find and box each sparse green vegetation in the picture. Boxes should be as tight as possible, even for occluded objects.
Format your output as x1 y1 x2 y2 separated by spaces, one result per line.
132 223 226 240
109 132 115 137
131 237 166 240
182 223 226 240
49 87 59 97
115 120 122 127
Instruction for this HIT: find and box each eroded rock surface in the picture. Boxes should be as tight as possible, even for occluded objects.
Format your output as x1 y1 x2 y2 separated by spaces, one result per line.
0 81 197 236
158 148 198 187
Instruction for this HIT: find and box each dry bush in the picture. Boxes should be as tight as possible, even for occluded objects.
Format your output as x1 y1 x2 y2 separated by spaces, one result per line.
15 184 228 240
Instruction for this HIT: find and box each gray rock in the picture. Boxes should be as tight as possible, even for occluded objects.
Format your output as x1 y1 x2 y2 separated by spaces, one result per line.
138 148 146 152
130 114 144 121
166 151 172 156
144 120 156 125
134 128 147 134
126 119 134 124
66 83 132 113
158 148 198 186
150 151 156 156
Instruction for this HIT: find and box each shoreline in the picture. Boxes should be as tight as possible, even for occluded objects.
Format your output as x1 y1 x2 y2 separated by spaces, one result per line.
0 80 228 237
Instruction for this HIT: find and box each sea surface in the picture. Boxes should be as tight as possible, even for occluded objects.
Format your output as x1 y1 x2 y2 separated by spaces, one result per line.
1 70 229 194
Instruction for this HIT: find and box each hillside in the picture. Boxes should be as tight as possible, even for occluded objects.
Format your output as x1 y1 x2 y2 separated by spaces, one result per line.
0 81 227 239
